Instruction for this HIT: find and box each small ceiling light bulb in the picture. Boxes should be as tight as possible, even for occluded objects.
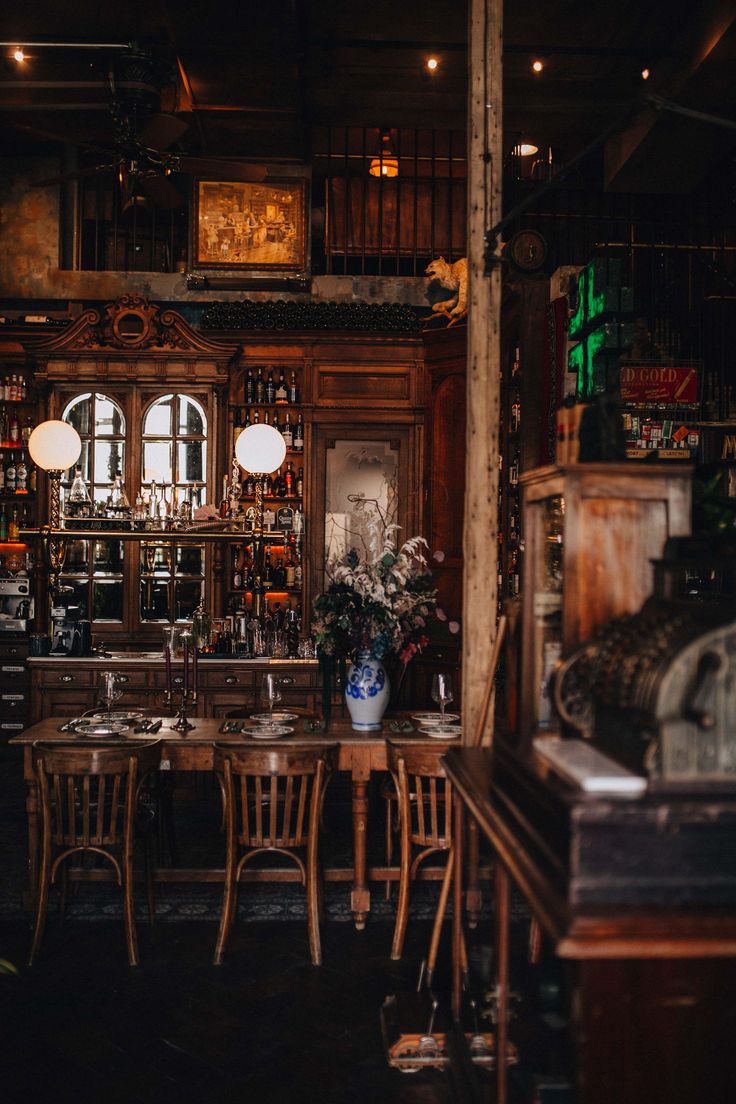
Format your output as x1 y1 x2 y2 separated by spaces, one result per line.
13 48 25 63
532 59 544 74
426 56 439 72
641 67 651 81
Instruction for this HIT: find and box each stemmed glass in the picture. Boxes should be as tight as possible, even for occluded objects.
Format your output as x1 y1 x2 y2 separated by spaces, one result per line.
261 672 282 728
99 671 122 719
431 673 453 722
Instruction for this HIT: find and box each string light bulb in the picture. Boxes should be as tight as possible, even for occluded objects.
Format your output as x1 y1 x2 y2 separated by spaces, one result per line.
426 56 439 72
13 47 25 63
641 67 651 81
532 59 544 74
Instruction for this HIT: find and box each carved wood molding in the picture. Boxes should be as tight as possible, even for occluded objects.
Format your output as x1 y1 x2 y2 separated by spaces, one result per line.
24 296 240 380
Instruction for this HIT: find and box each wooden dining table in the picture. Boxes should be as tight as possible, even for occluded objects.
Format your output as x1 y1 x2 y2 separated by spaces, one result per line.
11 714 462 929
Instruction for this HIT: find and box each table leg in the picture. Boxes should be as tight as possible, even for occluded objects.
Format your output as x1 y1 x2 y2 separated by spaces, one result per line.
23 751 39 911
465 817 482 928
452 792 465 1021
351 777 370 929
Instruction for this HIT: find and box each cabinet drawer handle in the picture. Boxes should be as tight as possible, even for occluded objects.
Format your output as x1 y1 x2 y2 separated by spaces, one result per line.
225 676 239 685
173 675 184 686
117 675 129 683
60 675 75 683
277 676 295 686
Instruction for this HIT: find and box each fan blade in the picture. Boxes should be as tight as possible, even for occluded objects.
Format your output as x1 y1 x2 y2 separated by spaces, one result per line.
175 157 267 182
11 122 113 158
136 173 185 210
137 112 190 152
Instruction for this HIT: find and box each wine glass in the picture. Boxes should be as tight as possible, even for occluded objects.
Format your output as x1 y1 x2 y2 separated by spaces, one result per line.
431 673 453 722
261 672 282 728
99 671 122 719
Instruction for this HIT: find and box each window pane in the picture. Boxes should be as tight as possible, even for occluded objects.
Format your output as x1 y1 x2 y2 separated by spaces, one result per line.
93 540 124 575
176 544 204 575
94 440 125 484
177 395 205 436
64 540 89 571
64 440 91 485
143 441 172 485
58 578 88 618
175 579 203 620
95 394 125 436
140 580 171 622
63 394 91 436
140 544 172 575
92 580 124 621
143 396 172 437
177 440 206 484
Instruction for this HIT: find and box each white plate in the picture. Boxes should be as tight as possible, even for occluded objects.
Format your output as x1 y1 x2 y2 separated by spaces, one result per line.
419 725 462 739
71 720 130 737
411 712 460 726
250 712 300 724
247 725 294 739
86 711 144 725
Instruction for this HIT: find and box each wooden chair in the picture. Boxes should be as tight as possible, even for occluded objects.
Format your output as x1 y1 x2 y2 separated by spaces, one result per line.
387 741 453 961
212 743 338 967
28 740 162 967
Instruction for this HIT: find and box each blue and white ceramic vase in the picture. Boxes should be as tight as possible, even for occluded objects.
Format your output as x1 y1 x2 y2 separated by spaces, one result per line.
345 650 390 731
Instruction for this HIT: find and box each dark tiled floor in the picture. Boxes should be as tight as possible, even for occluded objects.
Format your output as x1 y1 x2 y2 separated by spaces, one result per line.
0 916 461 1104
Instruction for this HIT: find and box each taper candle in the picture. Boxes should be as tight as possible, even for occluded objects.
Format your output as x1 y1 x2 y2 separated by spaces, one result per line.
183 634 189 695
192 645 198 696
164 641 172 696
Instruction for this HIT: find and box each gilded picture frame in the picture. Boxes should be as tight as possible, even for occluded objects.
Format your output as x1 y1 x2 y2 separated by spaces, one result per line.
193 178 307 271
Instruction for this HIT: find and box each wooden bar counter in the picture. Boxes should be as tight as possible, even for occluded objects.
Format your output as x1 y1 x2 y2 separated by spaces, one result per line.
12 712 459 929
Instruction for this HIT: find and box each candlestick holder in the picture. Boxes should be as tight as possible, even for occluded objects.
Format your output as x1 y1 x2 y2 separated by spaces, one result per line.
167 684 197 732
164 628 198 732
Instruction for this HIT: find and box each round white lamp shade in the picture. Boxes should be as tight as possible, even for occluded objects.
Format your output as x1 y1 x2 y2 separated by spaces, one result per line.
28 420 82 472
235 422 286 474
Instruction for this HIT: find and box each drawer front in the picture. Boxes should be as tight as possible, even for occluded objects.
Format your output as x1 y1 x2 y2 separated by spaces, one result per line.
107 669 148 689
206 692 257 718
38 668 94 688
0 664 27 690
40 691 96 718
265 669 317 689
200 668 254 690
0 719 27 736
1 693 28 717
0 641 29 659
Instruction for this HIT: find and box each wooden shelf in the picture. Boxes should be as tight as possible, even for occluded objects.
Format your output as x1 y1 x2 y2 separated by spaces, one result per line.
20 527 290 544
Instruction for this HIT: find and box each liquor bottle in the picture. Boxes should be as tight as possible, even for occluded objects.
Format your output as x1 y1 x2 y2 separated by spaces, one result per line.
9 375 17 402
28 461 36 494
232 544 244 590
273 556 286 589
510 398 521 433
285 539 296 588
245 472 256 497
8 506 19 542
275 371 288 404
296 466 304 498
233 407 244 447
8 409 20 446
5 453 16 494
275 467 287 498
256 366 265 404
266 370 276 405
68 463 91 513
263 545 273 589
0 504 7 540
262 410 270 427
252 408 260 425
20 377 26 401
509 450 519 486
0 453 4 493
22 416 33 446
282 412 293 449
264 473 273 497
294 413 304 451
289 370 298 404
271 408 280 433
110 470 130 511
15 451 27 494
245 368 255 404
284 461 294 497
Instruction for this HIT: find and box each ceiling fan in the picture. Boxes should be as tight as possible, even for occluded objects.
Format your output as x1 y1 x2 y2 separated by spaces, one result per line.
31 46 267 209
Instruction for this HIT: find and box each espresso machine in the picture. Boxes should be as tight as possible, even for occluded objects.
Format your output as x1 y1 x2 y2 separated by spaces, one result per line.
49 587 91 656
0 578 33 633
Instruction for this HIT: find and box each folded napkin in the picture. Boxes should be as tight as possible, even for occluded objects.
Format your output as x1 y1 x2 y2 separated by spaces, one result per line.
389 720 415 733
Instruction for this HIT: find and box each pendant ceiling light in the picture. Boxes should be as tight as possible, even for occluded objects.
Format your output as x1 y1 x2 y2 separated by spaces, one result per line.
369 129 399 178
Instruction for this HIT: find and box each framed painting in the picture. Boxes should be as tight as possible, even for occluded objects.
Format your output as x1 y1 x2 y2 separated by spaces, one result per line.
193 178 307 271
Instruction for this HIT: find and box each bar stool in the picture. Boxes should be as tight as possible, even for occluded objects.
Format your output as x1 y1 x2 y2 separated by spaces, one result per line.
28 740 162 967
386 740 453 961
213 743 338 966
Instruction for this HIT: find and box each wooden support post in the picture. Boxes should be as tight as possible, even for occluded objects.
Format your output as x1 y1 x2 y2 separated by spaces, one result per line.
462 0 504 744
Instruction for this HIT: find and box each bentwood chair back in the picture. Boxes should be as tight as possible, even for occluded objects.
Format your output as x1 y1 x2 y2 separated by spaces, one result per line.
28 741 162 967
386 740 453 961
212 743 338 966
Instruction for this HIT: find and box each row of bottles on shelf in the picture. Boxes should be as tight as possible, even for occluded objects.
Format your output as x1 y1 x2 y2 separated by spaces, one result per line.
0 407 34 448
0 501 31 541
242 366 299 406
2 374 28 402
0 450 36 494
226 462 304 502
231 536 303 592
234 407 304 450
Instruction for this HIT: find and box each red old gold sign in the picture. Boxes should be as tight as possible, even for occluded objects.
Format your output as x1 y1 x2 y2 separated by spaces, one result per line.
620 364 698 404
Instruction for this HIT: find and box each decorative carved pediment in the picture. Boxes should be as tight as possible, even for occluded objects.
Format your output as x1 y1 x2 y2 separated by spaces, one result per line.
26 295 240 361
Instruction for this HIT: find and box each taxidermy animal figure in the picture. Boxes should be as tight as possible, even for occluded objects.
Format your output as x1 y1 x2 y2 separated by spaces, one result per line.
425 256 468 326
